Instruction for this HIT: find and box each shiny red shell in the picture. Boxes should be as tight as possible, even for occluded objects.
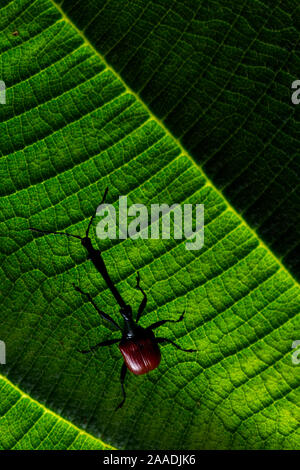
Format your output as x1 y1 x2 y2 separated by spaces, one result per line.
119 330 161 375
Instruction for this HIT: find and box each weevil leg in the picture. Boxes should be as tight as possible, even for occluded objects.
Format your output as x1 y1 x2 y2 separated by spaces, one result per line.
78 338 120 354
115 362 128 411
72 283 122 331
29 227 82 240
30 189 109 241
156 337 196 353
148 311 185 330
135 272 148 323
85 187 109 239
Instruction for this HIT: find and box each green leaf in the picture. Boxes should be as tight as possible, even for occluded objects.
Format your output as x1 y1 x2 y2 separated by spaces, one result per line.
0 375 113 450
0 0 300 450
58 0 300 281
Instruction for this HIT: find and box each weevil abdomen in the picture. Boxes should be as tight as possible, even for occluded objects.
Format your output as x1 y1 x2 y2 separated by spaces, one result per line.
119 329 161 375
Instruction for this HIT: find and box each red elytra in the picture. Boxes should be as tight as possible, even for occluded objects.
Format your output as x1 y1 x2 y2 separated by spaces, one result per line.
119 329 161 375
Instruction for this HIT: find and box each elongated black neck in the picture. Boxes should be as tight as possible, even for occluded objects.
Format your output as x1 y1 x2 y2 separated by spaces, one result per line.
123 318 140 339
82 237 132 317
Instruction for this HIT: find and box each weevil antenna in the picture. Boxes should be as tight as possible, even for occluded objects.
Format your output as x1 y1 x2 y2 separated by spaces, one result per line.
29 227 82 240
85 187 109 239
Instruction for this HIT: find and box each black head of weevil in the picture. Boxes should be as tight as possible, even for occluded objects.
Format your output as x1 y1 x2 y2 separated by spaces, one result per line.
29 188 196 409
